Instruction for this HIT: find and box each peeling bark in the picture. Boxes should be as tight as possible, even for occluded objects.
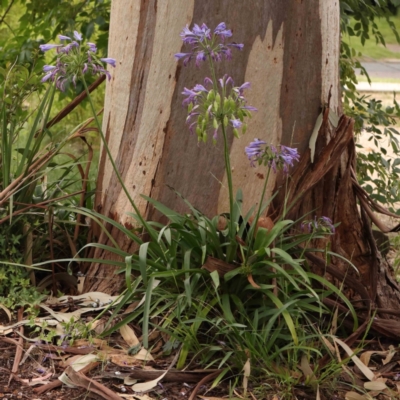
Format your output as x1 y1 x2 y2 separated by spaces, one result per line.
84 0 400 336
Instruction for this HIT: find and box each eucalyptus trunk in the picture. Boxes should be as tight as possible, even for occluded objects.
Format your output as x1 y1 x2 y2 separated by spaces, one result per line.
84 0 400 337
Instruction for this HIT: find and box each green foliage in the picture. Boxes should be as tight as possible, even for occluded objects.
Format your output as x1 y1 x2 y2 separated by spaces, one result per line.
340 0 400 212
340 0 399 46
0 61 95 305
70 186 357 394
0 0 110 67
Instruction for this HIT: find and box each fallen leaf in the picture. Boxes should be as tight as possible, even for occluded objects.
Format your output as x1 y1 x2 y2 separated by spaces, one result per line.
64 366 120 400
360 350 389 367
243 358 250 395
0 303 12 322
56 291 121 306
383 345 396 365
131 370 168 392
124 376 138 386
300 354 316 383
309 111 323 163
20 372 52 386
58 354 98 387
316 385 321 400
364 380 387 391
133 348 154 361
120 325 140 347
345 392 369 400
333 337 375 381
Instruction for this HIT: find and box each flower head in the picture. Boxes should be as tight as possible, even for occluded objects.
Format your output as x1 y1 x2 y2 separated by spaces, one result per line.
245 139 267 166
175 22 244 67
39 33 117 90
245 141 299 173
301 216 335 234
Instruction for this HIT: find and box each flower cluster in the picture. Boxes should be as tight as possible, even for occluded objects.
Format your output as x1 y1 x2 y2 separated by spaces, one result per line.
301 216 336 234
175 22 243 67
245 139 300 173
39 31 116 91
183 75 256 142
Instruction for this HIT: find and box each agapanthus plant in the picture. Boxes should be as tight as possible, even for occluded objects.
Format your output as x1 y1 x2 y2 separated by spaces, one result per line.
40 31 116 91
39 32 155 244
175 22 256 260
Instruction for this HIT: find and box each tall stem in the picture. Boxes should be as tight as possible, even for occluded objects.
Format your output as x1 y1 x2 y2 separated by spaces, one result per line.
247 167 271 252
206 55 236 261
220 122 234 241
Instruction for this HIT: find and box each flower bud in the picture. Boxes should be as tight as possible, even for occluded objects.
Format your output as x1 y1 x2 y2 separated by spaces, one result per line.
223 98 230 112
213 100 219 113
213 118 218 129
233 128 240 138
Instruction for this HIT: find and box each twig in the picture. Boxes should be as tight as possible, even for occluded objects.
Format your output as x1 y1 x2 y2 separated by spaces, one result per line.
0 0 15 26
44 74 105 132
34 361 99 395
188 370 221 400
8 307 24 385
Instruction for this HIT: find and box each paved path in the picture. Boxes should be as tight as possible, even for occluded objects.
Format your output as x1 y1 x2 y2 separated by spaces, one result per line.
355 61 400 91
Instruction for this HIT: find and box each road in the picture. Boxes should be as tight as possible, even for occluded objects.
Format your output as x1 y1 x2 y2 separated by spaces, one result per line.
356 61 400 80
355 61 400 91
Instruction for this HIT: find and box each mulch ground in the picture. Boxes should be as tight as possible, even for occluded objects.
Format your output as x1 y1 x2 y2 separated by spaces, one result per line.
1 293 400 400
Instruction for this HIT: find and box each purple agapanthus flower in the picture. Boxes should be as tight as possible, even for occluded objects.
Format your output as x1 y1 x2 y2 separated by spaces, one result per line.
39 44 62 52
245 141 299 172
214 22 232 40
234 82 251 96
301 216 335 234
100 57 116 67
181 85 209 107
175 22 244 67
43 65 56 72
40 33 116 90
268 145 300 174
321 216 335 233
88 42 97 52
245 139 267 167
73 31 83 41
231 119 242 129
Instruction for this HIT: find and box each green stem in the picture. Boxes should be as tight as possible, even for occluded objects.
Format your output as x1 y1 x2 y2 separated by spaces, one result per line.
220 122 235 261
81 76 159 245
247 167 271 252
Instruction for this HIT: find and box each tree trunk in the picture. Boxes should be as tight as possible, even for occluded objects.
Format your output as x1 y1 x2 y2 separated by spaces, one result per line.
84 0 400 336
